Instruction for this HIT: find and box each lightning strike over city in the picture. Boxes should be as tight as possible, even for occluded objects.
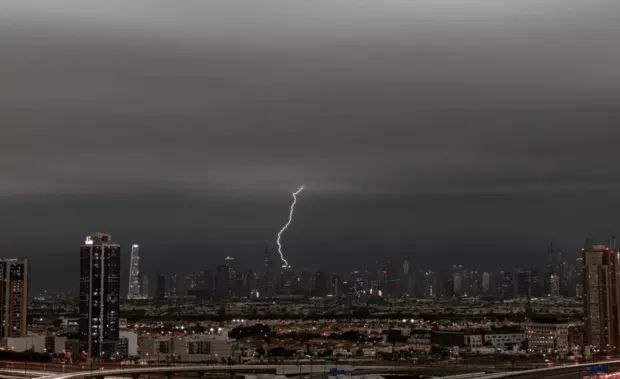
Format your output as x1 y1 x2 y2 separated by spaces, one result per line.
276 185 305 269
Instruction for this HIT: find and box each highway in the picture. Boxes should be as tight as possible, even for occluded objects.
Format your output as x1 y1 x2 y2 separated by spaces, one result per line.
1 359 618 379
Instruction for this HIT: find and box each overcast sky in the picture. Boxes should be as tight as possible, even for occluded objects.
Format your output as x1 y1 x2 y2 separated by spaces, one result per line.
1 0 620 292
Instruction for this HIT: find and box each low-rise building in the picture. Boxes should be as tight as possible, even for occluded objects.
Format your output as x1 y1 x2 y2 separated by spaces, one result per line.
432 330 483 350
119 331 138 357
526 318 575 356
139 333 233 362
46 335 68 354
483 329 525 350
1 336 46 353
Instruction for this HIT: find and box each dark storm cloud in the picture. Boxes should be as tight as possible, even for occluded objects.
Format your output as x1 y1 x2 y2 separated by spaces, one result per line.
1 0 620 290
2 0 620 195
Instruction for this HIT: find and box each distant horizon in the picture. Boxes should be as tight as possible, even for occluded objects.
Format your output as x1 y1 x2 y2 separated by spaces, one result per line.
3 0 620 295
3 189 618 294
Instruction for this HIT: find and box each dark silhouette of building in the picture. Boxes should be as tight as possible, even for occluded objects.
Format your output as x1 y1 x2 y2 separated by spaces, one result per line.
214 265 230 299
261 247 277 297
312 270 328 296
155 273 166 300
0 259 28 337
79 233 121 359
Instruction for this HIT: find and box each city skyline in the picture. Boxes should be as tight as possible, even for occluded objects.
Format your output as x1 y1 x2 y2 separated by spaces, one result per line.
3 0 620 373
4 192 620 293
3 0 620 293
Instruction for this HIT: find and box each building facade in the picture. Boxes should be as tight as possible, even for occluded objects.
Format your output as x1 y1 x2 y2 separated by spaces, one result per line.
582 241 620 353
79 233 121 359
0 259 28 337
139 333 233 363
526 319 576 356
127 244 142 299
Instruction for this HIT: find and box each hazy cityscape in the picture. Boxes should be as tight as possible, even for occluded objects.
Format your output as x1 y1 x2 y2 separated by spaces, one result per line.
4 0 620 378
0 232 606 377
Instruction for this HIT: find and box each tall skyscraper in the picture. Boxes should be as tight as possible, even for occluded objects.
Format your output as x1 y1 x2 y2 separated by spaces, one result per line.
582 240 620 353
127 244 142 299
215 265 230 299
496 270 514 299
422 270 436 298
261 247 277 297
0 259 28 337
168 274 178 297
79 233 121 359
155 273 166 300
481 271 491 294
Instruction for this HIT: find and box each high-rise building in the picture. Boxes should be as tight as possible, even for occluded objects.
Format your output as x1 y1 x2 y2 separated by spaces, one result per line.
261 248 277 297
330 274 342 297
481 272 491 294
79 233 121 359
214 265 230 299
549 273 560 297
155 273 166 300
402 259 414 296
422 270 436 299
141 274 150 298
496 270 513 299
127 244 142 299
515 269 533 298
168 274 178 297
0 259 28 337
582 240 620 353
312 270 328 297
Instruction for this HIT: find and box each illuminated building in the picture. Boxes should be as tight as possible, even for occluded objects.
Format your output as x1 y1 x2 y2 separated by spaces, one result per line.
127 244 142 299
79 233 121 359
582 240 620 353
0 259 28 337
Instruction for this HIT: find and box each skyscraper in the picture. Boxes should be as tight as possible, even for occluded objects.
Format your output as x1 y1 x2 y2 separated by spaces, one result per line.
582 240 620 353
79 233 121 359
168 274 178 297
215 265 230 299
155 273 166 300
127 244 142 299
481 272 491 294
260 248 277 297
0 259 28 337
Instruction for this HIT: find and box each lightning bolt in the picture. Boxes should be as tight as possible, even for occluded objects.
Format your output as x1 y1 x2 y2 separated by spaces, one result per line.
276 185 305 268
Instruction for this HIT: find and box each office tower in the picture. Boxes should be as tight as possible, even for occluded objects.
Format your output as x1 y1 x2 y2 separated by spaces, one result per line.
79 233 121 359
465 269 481 296
312 270 328 296
185 270 213 300
582 240 620 353
549 273 560 297
481 272 491 294
214 265 230 299
402 259 414 296
168 274 178 297
422 270 436 299
261 248 277 297
452 272 463 296
0 259 28 337
515 269 533 297
127 244 141 299
496 270 513 299
279 266 294 295
155 273 166 300
330 274 342 297
296 270 313 295
225 256 237 278
575 256 584 299
451 265 466 296
141 274 150 299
